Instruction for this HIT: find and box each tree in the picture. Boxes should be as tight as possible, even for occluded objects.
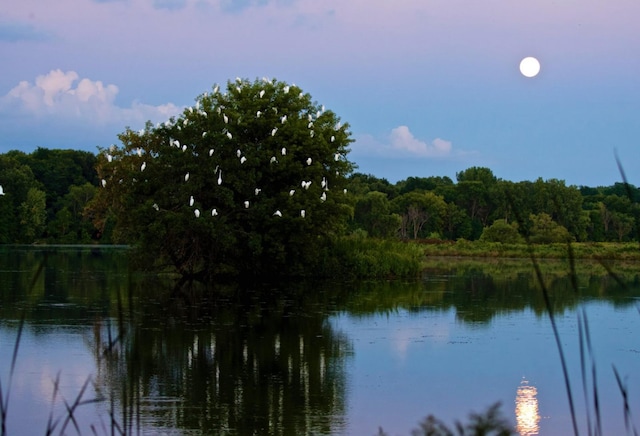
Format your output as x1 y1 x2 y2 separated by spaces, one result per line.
93 78 355 279
479 219 523 244
353 191 401 238
528 213 573 244
19 187 47 242
391 191 446 239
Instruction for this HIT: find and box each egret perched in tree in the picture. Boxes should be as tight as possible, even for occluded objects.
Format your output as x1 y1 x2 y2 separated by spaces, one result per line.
300 210 305 218
211 208 218 216
306 158 312 166
101 179 107 188
226 132 232 139
223 113 229 124
194 209 200 218
259 90 265 98
236 149 242 158
273 210 282 217
320 192 327 202
271 127 278 136
240 156 247 164
209 149 214 156
217 171 222 185
270 156 278 164
185 172 190 182
189 196 194 207
0 185 4 195
107 154 113 162
244 201 250 209
281 147 286 156
257 111 262 118
141 162 146 172
281 115 287 123
289 189 295 196
153 203 159 211
255 188 261 195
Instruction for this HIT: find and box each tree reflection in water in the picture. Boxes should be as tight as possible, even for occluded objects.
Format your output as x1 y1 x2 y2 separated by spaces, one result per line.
89 279 353 435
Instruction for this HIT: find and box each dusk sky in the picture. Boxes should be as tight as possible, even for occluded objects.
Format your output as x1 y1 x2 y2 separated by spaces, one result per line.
1 0 639 187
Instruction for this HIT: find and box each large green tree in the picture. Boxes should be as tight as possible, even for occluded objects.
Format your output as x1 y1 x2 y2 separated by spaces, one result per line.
93 78 354 278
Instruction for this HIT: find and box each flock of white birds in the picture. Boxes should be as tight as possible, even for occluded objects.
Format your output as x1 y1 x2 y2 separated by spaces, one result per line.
101 78 348 222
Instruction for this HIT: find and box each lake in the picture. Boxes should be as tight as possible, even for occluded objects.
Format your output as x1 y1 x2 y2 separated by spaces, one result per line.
0 246 639 435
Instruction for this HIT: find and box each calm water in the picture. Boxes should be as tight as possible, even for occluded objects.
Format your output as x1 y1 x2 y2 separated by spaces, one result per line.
0 246 639 435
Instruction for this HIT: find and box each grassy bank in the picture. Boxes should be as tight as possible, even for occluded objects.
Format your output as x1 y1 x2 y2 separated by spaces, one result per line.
417 240 640 261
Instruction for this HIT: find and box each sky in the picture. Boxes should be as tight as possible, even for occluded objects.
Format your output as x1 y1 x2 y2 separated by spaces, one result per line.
1 0 639 187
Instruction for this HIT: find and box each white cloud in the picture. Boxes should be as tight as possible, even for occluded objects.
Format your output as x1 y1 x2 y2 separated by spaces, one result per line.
1 69 181 127
390 126 452 157
352 126 457 160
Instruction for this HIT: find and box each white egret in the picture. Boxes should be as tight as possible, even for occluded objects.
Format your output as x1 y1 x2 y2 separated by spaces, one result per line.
202 132 208 138
212 208 218 216
153 203 159 211
321 177 326 188
137 148 142 157
223 113 229 124
240 156 247 164
271 127 278 136
101 179 107 188
343 188 348 194
259 90 266 98
310 131 315 138
289 189 295 196
281 147 286 156
217 171 222 185
281 115 287 123
273 210 282 217
185 172 190 182
255 188 261 195
226 132 233 139
257 111 262 118
302 181 312 190
237 149 242 157
306 158 312 165
308 122 313 129
0 185 4 195
194 209 200 218
244 200 250 209
270 156 278 164
183 119 188 127
213 84 219 93
107 154 113 162
308 114 313 122
182 145 187 152
173 139 180 148
334 153 340 161
189 196 195 206
284 85 290 94
321 105 325 113
320 192 327 202
299 91 304 99
331 136 335 143
209 149 215 156
141 162 146 172
300 210 305 218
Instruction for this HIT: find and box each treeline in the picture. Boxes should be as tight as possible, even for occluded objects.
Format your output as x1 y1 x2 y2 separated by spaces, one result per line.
0 148 638 244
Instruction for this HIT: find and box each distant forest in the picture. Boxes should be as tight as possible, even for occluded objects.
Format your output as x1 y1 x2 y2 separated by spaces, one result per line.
0 147 638 244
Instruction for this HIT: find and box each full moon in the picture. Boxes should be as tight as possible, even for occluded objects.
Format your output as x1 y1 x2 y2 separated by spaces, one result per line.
519 57 541 78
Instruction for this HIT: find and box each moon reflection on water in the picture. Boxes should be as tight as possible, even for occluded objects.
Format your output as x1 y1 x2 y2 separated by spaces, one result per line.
515 378 540 435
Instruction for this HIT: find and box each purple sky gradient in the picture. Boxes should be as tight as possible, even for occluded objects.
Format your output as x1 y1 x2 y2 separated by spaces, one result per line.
1 0 639 186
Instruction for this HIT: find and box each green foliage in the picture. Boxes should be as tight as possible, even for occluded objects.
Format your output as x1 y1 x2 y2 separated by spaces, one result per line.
479 219 523 244
18 188 47 242
528 212 574 244
318 236 425 279
94 78 355 278
353 191 401 237
392 191 447 239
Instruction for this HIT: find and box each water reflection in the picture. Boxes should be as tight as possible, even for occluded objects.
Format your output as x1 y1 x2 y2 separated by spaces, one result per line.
515 378 540 436
1 248 639 434
89 280 353 435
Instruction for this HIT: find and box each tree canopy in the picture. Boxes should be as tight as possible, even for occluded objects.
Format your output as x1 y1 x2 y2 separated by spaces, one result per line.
91 78 355 279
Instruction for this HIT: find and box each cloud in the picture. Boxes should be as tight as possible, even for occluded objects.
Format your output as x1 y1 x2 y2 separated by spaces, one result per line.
352 126 457 160
390 126 452 157
0 69 181 127
0 21 51 42
152 0 188 11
